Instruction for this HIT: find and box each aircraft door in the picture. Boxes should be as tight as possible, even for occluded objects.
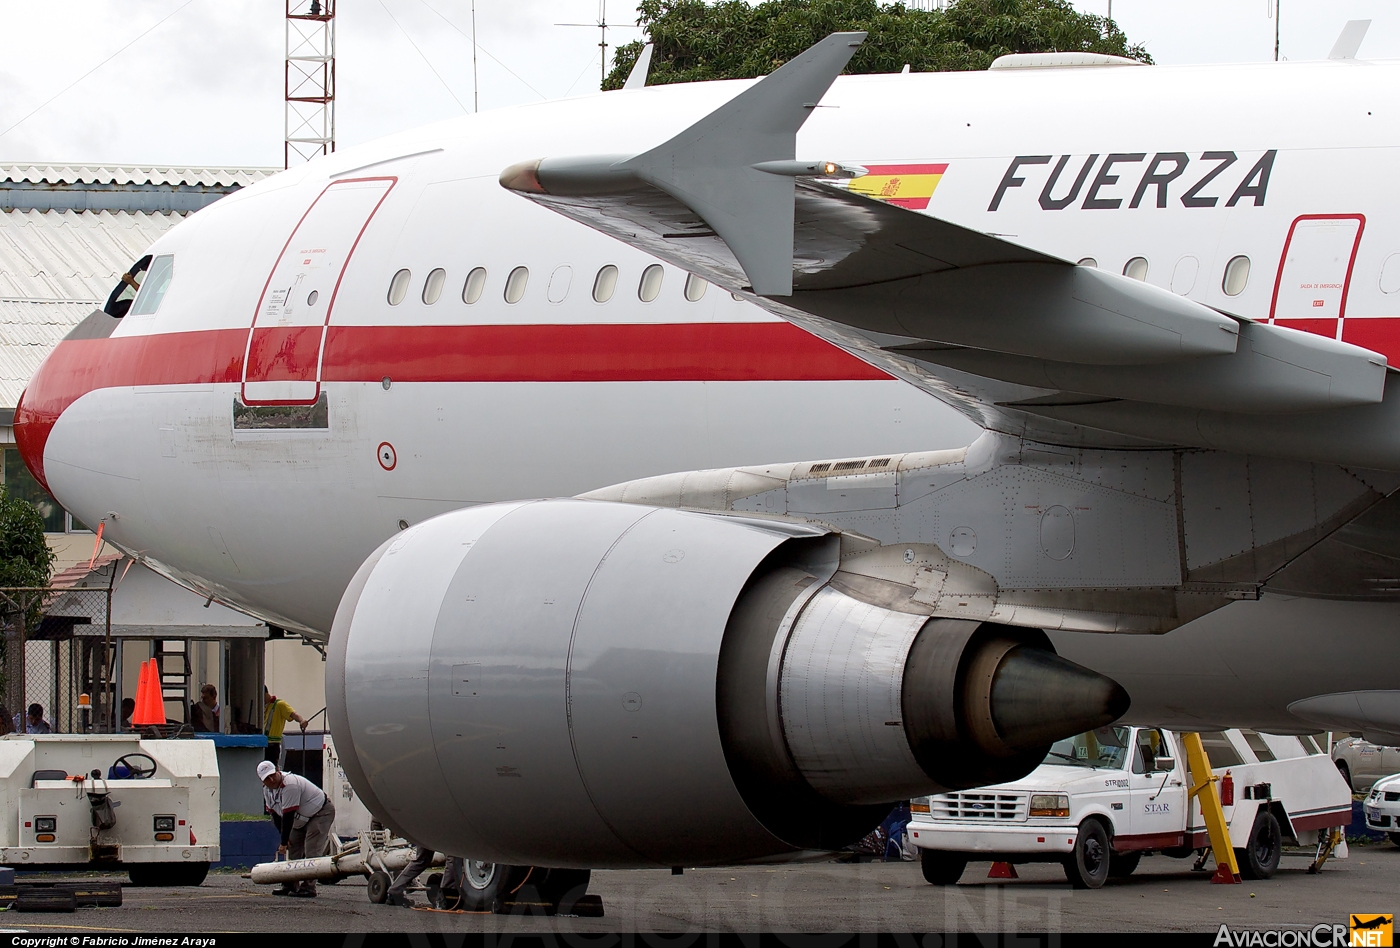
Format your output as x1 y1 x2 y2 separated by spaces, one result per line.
242 176 395 404
1269 214 1365 341
1127 728 1186 844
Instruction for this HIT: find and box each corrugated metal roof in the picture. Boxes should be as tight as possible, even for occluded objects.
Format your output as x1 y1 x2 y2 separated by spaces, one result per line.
0 208 177 301
2 164 274 188
0 299 99 409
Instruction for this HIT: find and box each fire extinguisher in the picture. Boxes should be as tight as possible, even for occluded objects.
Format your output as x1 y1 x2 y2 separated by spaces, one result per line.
1220 770 1235 806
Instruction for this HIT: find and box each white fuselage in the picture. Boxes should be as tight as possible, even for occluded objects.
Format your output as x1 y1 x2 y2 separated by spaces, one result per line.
18 57 1400 649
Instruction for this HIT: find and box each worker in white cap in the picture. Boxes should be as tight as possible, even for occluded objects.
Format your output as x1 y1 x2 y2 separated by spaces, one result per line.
258 759 336 897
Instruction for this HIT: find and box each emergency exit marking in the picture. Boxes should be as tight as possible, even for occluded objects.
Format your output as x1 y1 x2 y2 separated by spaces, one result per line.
377 442 397 470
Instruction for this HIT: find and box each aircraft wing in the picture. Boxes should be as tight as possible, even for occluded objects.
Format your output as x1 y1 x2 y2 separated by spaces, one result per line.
502 32 1393 462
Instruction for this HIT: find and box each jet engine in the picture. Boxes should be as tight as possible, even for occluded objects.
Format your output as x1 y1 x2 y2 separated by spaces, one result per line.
326 499 1127 867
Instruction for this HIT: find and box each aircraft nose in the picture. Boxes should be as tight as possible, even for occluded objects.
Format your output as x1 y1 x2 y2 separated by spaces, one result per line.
13 381 54 494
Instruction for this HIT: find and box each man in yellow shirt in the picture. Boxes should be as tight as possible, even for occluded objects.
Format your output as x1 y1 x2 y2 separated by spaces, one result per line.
263 686 308 764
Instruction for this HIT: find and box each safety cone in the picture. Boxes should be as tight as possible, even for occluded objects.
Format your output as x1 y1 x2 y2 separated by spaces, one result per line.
132 660 163 727
988 862 1018 879
129 660 151 726
142 660 167 726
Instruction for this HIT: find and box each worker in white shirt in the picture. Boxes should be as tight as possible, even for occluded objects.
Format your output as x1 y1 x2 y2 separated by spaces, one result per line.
257 760 336 897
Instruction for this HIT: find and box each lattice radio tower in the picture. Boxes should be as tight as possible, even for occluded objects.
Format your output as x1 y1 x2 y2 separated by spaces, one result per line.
285 0 336 168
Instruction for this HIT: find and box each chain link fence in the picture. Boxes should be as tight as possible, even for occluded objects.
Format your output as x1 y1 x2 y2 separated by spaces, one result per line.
0 585 115 734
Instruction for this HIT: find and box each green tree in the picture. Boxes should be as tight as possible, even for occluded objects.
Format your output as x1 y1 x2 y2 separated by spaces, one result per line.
0 484 54 590
603 0 1150 90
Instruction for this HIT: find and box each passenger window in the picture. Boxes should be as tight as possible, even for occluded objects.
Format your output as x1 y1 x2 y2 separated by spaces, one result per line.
1077 257 1098 268
129 254 175 316
593 265 618 303
639 264 664 302
504 266 529 304
462 267 486 304
387 269 411 305
1239 729 1276 762
1197 731 1246 768
1222 255 1251 296
547 265 572 303
1381 253 1400 294
422 268 446 305
1122 257 1149 281
684 273 708 302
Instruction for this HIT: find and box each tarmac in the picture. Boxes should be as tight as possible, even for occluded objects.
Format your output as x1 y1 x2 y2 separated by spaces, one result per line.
4 844 1397 934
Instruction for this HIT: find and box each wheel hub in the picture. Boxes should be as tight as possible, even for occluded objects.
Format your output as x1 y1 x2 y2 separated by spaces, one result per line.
464 860 496 890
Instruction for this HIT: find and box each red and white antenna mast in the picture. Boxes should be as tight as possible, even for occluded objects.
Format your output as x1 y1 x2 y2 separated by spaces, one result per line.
285 0 336 169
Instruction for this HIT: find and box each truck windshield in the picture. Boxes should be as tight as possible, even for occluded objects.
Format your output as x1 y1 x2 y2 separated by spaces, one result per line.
1042 727 1131 769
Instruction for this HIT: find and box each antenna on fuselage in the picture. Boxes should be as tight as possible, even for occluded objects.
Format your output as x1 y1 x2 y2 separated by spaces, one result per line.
1328 20 1371 60
623 43 653 89
285 0 336 169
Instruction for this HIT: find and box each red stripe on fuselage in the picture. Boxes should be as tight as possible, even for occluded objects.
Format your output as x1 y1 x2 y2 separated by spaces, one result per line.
14 322 888 491
320 323 882 383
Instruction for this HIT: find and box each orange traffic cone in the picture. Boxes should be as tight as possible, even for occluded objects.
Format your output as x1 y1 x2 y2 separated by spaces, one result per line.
988 862 1019 879
142 660 166 726
129 660 151 726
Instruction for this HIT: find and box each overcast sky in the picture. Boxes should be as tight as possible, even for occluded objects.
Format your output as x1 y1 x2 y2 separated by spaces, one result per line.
1 1 1398 169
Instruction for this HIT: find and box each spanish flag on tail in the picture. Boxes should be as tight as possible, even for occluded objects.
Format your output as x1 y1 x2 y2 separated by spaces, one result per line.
845 163 948 210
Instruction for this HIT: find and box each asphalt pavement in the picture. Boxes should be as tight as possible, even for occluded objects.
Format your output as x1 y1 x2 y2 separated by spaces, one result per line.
3 843 1396 934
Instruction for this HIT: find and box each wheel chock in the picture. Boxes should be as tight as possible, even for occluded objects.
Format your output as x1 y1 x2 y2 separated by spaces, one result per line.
988 862 1018 879
1210 864 1241 885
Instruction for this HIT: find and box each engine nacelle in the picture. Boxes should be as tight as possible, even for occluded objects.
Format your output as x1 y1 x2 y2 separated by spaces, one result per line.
327 499 1127 867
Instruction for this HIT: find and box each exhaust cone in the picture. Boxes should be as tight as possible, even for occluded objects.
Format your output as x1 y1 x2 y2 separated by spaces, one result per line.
989 646 1130 751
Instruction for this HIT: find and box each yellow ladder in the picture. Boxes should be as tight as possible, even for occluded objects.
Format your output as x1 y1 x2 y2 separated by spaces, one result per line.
1181 731 1241 885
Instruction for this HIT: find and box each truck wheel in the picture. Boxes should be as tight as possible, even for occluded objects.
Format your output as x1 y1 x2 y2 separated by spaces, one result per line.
919 849 967 886
1063 819 1111 889
1109 851 1141 878
1335 760 1352 790
366 870 391 904
1238 810 1282 880
1389 832 1400 848
127 862 209 887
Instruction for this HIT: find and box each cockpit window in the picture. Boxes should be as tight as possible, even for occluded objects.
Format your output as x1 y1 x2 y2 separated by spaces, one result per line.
103 254 152 318
128 254 175 316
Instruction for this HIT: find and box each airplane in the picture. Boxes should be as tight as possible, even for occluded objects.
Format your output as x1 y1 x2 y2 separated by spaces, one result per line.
16 31 1400 880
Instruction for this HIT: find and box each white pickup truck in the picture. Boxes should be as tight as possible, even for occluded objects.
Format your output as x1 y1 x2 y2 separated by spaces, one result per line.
907 726 1350 888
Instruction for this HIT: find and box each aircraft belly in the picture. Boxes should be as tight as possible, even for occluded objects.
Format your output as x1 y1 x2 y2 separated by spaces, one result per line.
1050 594 1400 733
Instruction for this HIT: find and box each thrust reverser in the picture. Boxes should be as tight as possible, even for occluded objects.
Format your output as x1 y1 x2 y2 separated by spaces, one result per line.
327 499 1127 867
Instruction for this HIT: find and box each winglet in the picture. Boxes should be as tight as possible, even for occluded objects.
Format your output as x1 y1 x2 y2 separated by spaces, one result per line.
623 31 865 295
622 43 654 89
1328 19 1370 60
